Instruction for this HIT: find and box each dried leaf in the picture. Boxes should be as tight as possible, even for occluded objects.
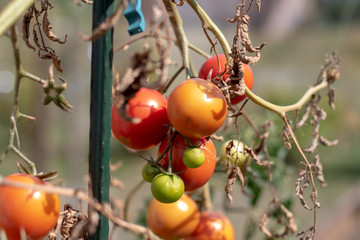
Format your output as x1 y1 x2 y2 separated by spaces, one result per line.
295 170 312 210
225 166 240 205
313 154 327 187
79 5 122 42
52 54 64 73
239 15 266 53
258 213 272 238
256 0 261 12
280 204 297 233
319 135 338 147
328 84 336 110
43 12 67 44
22 6 35 51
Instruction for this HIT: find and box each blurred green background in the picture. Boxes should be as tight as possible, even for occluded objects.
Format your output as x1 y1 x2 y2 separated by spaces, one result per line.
0 0 359 239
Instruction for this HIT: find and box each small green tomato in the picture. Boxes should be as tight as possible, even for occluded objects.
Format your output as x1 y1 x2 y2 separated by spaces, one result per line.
151 173 185 203
220 140 250 168
182 147 206 168
142 163 161 182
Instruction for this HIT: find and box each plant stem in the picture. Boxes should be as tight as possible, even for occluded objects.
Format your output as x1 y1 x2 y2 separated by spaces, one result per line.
186 0 231 57
0 0 35 36
162 0 193 78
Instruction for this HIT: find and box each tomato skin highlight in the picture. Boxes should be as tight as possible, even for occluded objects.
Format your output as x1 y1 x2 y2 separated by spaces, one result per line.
198 54 254 105
167 78 227 139
0 173 60 240
147 194 200 240
111 87 169 150
158 134 216 192
185 211 235 240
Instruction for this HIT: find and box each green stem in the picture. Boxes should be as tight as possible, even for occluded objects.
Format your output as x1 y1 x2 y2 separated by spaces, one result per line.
186 0 231 57
162 0 193 78
0 0 35 36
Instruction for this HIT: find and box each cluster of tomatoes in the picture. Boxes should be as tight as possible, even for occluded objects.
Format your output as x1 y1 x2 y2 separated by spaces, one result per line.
111 54 254 239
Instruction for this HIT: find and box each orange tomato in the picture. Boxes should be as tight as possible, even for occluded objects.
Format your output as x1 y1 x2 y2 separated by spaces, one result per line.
167 78 227 138
147 194 200 240
186 211 235 240
0 173 60 240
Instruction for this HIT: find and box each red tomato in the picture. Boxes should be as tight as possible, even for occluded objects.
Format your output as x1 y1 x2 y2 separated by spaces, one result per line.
185 211 235 240
147 194 200 240
198 54 231 81
111 88 169 150
167 78 227 138
0 173 60 240
198 54 254 105
158 134 216 192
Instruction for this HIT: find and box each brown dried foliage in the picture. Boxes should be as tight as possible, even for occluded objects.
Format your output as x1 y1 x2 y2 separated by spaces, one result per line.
22 1 67 72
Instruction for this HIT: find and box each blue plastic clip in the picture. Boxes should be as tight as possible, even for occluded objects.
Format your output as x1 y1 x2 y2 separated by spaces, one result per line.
124 0 145 36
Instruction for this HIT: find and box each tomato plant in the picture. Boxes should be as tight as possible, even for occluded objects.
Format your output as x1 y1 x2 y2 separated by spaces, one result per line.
142 163 161 182
0 173 60 240
220 140 250 168
198 54 254 105
185 211 235 240
167 78 227 138
158 134 216 192
111 87 169 150
147 194 200 240
183 147 206 168
151 173 185 203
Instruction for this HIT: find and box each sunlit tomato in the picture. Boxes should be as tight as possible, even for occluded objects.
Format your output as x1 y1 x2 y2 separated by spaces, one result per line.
147 194 200 240
185 211 235 240
151 173 185 203
0 173 60 240
219 140 250 168
158 134 216 192
198 54 254 105
111 88 169 150
183 147 205 168
142 163 161 182
167 78 227 138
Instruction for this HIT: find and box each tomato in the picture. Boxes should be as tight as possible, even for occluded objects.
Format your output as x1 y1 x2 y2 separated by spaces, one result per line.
198 54 231 81
147 194 200 240
151 173 184 203
111 88 169 150
158 134 216 192
198 54 254 105
0 173 60 240
183 147 205 168
219 140 250 168
142 163 161 182
167 78 227 138
185 211 235 240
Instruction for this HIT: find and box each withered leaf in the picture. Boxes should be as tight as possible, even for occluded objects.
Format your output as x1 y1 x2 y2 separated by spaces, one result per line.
258 213 272 238
22 6 36 51
225 166 240 205
313 154 327 187
295 169 312 210
52 55 64 73
43 12 67 44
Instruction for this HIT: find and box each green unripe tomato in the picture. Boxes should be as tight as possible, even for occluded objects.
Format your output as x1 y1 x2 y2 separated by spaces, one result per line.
182 147 206 168
220 140 250 168
142 163 161 182
151 173 185 203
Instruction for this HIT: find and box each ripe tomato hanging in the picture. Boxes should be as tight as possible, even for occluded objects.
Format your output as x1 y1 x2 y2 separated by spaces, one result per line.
147 194 200 240
0 173 60 240
158 134 216 192
198 54 254 105
111 88 169 150
167 78 227 139
185 211 235 240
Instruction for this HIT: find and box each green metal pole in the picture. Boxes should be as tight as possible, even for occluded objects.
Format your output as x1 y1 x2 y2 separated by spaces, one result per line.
89 0 114 239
